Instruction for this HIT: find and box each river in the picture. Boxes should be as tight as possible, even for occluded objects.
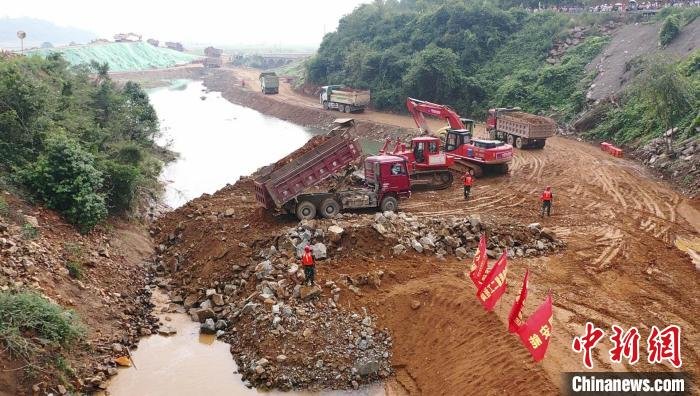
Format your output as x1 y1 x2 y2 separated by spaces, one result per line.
151 80 322 208
107 80 384 395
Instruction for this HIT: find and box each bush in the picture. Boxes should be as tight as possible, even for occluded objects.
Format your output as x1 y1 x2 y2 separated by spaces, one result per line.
66 261 83 279
21 134 107 232
100 160 142 214
0 292 84 358
659 15 681 46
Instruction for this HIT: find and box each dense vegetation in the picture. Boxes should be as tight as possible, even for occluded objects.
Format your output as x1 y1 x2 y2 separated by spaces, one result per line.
589 51 699 144
306 0 609 119
0 54 165 231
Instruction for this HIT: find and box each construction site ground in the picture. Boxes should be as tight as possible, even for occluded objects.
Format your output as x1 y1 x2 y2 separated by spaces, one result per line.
149 66 700 394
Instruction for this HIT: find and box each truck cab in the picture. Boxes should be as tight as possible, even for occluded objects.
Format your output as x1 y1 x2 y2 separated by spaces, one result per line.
319 85 343 104
364 155 412 208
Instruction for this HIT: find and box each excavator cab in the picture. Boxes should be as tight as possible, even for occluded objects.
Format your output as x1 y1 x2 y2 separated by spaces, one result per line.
444 130 472 152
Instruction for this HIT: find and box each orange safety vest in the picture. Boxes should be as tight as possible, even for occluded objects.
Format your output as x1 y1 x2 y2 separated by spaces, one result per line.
301 252 315 267
541 190 552 201
463 175 473 186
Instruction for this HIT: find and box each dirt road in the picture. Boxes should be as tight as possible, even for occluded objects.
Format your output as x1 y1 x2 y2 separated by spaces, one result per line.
228 66 451 133
157 66 700 394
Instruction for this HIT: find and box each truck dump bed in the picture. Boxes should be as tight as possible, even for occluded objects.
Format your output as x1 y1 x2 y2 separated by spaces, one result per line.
498 112 556 139
254 134 361 209
329 88 370 106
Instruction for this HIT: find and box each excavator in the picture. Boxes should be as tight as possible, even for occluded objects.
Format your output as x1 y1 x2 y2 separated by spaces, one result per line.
406 97 513 177
379 136 454 191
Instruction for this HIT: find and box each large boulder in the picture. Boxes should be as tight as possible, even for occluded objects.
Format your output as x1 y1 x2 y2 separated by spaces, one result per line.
312 243 327 260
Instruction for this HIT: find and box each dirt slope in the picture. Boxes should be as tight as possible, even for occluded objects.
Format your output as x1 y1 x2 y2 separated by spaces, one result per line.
0 192 157 394
586 18 700 101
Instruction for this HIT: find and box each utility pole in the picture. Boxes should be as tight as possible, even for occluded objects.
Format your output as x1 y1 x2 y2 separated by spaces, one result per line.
17 31 26 54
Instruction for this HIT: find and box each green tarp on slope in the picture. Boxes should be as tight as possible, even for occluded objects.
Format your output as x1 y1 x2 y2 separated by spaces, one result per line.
30 42 201 72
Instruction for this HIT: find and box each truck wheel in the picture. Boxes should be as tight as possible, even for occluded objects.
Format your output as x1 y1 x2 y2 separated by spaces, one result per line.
380 196 398 213
296 201 317 220
515 137 524 149
537 140 546 149
506 134 514 146
320 198 340 218
323 101 329 110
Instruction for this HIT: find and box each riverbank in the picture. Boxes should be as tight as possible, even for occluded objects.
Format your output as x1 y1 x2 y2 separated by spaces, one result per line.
201 68 415 140
0 190 160 395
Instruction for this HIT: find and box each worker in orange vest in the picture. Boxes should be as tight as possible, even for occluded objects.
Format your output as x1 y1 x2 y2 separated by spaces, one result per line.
301 245 315 286
462 171 474 200
540 186 553 217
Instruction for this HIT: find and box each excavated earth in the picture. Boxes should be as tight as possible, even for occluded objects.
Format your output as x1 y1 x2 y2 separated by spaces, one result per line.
152 125 700 394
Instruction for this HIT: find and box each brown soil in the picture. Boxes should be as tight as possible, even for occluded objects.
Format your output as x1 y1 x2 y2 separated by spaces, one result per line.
0 192 157 395
153 129 700 395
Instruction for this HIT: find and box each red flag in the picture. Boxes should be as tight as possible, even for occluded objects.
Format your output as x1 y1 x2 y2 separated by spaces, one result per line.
476 250 508 311
508 269 529 333
469 234 488 287
517 294 553 362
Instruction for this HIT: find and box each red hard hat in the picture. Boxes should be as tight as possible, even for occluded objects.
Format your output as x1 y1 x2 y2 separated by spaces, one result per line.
546 186 551 190
304 245 311 252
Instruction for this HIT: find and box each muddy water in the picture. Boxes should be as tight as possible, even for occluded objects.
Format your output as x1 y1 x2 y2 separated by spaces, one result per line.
107 291 385 395
149 80 323 208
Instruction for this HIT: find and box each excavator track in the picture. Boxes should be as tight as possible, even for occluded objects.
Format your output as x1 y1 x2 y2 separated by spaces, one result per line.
449 159 509 178
410 170 454 191
449 159 484 178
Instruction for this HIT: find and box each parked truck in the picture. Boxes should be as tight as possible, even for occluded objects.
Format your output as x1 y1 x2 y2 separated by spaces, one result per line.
254 119 411 220
486 108 556 149
320 85 370 113
259 72 279 94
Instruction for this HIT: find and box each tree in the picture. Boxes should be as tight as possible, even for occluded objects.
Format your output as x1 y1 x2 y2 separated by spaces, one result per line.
402 45 466 104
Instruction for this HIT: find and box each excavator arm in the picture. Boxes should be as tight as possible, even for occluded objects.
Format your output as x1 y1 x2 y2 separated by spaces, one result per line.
406 97 465 135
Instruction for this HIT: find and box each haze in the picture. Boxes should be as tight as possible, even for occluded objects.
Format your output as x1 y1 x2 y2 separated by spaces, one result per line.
2 0 370 47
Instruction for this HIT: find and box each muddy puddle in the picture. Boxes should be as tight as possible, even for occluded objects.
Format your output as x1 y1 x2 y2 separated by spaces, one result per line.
107 288 385 396
149 80 323 208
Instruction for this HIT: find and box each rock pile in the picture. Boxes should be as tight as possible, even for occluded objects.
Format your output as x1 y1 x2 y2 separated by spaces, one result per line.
161 262 392 390
634 134 699 194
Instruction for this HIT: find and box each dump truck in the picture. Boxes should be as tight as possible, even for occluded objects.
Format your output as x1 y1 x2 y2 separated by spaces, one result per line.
486 108 556 149
259 72 279 94
254 119 411 220
320 85 370 113
203 57 222 68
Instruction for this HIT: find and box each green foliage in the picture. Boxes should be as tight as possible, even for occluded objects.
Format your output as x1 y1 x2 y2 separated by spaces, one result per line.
21 134 107 232
66 261 83 279
0 55 165 231
0 292 85 359
306 0 606 119
21 223 38 239
589 55 698 144
0 195 8 217
659 15 681 46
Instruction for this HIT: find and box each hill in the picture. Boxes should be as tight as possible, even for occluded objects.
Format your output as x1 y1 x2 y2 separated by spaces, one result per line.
30 42 201 72
0 17 95 49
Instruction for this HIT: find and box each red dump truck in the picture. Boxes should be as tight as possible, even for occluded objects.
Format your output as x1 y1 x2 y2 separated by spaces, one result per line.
486 108 556 149
254 119 411 220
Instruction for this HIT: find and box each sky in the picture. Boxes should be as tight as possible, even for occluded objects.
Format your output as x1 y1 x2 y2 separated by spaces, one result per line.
1 0 371 48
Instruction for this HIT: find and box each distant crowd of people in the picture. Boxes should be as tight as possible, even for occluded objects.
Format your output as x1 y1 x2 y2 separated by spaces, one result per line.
526 0 699 13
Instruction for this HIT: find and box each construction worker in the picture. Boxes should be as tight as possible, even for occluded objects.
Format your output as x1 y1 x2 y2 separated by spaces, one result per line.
462 171 474 200
301 245 315 286
540 186 553 217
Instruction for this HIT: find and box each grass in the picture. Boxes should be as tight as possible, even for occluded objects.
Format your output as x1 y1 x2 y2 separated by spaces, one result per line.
66 261 83 279
0 292 85 360
21 223 38 239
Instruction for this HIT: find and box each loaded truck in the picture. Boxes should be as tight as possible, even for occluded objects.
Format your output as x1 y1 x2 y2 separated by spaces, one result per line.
259 72 279 94
254 119 411 220
486 108 556 149
320 85 370 113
